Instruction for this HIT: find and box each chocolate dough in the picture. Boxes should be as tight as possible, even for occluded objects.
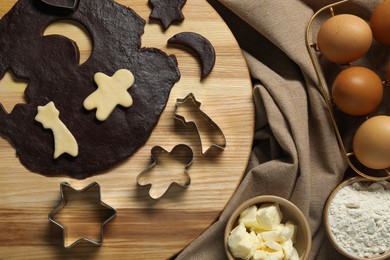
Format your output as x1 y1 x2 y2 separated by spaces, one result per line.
0 0 180 179
168 32 216 79
149 0 187 30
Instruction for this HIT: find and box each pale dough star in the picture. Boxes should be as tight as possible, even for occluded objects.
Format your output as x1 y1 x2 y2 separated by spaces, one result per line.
84 69 135 121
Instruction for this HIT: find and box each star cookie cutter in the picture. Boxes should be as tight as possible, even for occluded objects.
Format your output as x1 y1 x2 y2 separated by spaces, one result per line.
48 182 117 248
137 144 193 199
174 93 226 155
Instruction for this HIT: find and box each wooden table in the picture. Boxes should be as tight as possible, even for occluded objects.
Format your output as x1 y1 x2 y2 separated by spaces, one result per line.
0 0 254 258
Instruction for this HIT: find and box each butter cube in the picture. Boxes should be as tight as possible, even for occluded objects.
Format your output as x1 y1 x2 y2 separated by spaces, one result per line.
266 250 284 260
261 230 279 242
289 248 299 260
256 203 283 231
253 250 267 260
285 221 298 244
256 233 266 250
228 223 257 259
239 205 261 230
250 231 262 250
264 240 282 251
281 239 294 260
262 224 292 242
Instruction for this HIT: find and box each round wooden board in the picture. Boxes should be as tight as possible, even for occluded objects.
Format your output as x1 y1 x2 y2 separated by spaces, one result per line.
0 0 254 259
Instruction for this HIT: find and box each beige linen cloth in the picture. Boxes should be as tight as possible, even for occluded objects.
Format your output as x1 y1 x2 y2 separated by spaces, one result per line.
177 0 389 259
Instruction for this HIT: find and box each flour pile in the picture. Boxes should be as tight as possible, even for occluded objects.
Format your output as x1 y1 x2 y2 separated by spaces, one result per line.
328 181 390 258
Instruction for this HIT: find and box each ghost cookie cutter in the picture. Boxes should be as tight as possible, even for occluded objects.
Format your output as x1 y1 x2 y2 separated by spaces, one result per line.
48 182 117 248
137 144 193 200
174 93 226 156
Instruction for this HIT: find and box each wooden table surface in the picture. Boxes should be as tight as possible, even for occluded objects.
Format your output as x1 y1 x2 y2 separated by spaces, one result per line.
0 0 254 259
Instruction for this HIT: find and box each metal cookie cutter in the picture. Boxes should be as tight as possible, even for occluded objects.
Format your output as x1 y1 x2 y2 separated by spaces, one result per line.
137 144 193 199
37 0 80 13
174 93 226 155
48 182 117 248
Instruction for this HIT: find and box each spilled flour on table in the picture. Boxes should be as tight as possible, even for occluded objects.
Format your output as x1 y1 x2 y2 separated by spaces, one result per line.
328 181 390 258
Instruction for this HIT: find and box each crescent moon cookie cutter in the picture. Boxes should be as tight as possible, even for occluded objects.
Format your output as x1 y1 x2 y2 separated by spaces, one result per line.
48 182 117 248
136 144 193 200
305 0 390 181
174 93 226 156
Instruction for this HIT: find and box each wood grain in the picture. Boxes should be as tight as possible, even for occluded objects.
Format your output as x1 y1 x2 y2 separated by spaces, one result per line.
0 0 254 259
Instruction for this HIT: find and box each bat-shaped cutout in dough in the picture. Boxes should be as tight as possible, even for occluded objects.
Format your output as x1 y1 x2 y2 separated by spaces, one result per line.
168 32 216 79
84 69 135 121
35 101 78 159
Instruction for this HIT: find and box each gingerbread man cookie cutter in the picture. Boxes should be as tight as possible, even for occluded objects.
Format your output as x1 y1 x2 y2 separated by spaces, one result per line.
137 144 193 199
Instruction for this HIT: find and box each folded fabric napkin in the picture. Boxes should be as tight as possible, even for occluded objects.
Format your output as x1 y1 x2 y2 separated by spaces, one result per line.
177 0 389 259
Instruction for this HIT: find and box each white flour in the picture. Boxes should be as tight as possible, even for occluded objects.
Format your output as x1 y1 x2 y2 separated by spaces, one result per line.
328 181 390 258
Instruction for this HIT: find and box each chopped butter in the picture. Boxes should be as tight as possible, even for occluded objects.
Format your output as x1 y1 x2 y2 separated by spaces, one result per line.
266 250 284 260
256 203 283 231
239 205 261 230
281 239 294 260
285 221 298 244
262 224 292 242
253 250 267 260
228 223 257 259
265 240 282 251
289 248 299 260
228 203 300 260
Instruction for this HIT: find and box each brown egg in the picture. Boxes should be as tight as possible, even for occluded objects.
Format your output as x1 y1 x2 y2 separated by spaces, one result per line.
332 67 383 116
353 115 390 169
370 0 390 46
317 14 372 64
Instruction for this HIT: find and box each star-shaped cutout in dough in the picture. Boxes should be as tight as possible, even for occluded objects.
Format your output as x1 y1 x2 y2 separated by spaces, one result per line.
149 0 187 30
84 69 134 121
48 182 117 248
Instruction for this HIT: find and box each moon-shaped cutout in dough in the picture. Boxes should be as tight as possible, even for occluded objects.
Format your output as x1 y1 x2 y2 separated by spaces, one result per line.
168 32 216 79
43 20 93 65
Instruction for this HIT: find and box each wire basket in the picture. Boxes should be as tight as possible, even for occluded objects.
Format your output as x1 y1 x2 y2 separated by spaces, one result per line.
305 0 390 181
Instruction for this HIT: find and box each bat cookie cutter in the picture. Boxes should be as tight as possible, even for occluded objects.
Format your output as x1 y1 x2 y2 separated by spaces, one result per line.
174 93 226 155
137 144 193 200
36 0 80 13
48 182 117 248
